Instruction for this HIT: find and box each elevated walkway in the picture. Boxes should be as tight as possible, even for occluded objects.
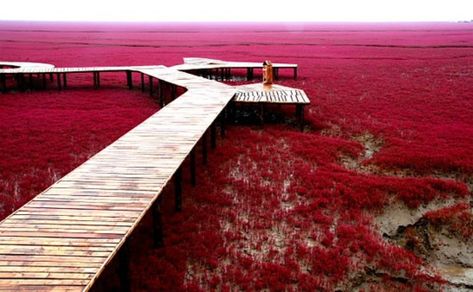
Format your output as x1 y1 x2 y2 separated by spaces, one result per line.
0 58 309 291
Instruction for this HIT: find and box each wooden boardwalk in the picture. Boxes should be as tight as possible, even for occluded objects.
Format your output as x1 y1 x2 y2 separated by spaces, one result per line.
0 59 308 291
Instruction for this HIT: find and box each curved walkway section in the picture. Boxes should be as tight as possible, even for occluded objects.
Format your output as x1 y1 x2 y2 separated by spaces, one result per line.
0 64 235 291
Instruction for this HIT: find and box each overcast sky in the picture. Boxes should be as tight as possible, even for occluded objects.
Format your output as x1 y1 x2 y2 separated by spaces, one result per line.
0 0 471 22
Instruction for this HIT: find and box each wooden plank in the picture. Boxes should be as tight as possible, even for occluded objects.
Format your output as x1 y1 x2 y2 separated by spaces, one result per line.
4 219 132 227
0 272 93 280
0 243 115 251
0 261 101 268
0 285 83 292
0 245 111 257
0 266 96 274
9 214 135 224
17 208 140 218
0 225 128 233
0 255 106 264
35 196 152 204
0 279 88 286
43 188 155 197
0 224 129 233
0 237 118 246
25 202 148 212
0 231 123 239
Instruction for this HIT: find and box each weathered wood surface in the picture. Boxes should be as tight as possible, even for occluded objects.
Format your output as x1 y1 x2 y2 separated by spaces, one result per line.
0 64 235 291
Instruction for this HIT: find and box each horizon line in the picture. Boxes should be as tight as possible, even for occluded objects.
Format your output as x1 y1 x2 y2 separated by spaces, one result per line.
1 20 471 24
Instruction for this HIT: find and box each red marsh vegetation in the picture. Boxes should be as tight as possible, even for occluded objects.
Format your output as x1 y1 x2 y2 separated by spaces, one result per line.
0 22 472 290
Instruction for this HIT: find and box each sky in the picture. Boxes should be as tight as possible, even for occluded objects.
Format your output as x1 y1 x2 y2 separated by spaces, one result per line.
0 0 471 22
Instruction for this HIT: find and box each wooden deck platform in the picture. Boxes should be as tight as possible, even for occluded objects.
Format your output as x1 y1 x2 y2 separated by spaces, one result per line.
234 83 310 104
0 58 309 291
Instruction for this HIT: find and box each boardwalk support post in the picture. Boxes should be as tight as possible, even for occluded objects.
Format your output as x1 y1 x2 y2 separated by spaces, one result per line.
296 104 304 132
260 104 265 125
220 68 224 81
174 166 182 212
14 75 19 91
141 73 145 92
62 73 67 89
28 74 33 88
246 68 254 81
118 242 131 292
126 71 133 89
149 76 153 97
210 122 217 150
56 73 62 90
201 132 208 165
219 112 226 138
18 74 25 91
0 74 6 92
294 67 298 80
93 72 101 89
42 74 47 89
158 80 164 107
152 197 164 247
190 149 196 186
171 84 177 100
93 72 97 89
